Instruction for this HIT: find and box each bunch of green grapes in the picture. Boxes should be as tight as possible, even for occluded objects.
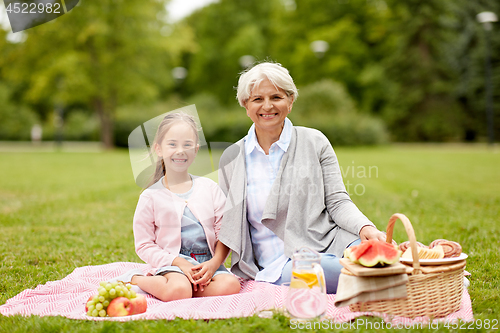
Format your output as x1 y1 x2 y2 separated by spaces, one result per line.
86 281 137 317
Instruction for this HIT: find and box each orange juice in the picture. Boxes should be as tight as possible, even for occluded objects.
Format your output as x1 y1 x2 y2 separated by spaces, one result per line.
291 270 322 288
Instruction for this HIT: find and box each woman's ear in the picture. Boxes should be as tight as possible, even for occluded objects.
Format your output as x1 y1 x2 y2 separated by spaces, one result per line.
288 95 295 112
243 100 250 116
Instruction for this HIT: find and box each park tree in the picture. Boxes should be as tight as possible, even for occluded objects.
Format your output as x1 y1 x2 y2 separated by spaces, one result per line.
451 0 500 141
2 0 196 148
181 0 499 142
183 0 277 105
378 0 469 141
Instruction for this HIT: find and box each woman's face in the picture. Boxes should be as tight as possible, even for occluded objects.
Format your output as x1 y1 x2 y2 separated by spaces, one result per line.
244 78 294 135
155 122 199 175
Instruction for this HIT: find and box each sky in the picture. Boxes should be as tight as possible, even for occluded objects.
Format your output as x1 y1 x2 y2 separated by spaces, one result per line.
0 0 219 34
166 0 219 22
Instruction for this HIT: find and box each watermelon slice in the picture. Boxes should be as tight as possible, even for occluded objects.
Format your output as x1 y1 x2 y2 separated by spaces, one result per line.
345 240 372 264
346 239 402 267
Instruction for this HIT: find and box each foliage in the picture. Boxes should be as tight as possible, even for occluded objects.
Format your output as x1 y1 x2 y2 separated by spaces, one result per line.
1 0 500 145
378 0 464 141
1 0 190 147
451 0 500 141
180 0 500 143
62 110 100 141
290 80 389 145
0 83 39 140
188 93 252 145
0 146 499 331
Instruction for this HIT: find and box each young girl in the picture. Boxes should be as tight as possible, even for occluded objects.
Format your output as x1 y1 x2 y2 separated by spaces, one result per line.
115 112 241 302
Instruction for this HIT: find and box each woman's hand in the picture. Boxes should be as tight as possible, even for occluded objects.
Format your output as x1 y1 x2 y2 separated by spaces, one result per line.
191 259 219 291
359 225 388 242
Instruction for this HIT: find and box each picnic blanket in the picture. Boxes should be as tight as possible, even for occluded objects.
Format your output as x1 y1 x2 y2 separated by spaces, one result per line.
0 262 473 325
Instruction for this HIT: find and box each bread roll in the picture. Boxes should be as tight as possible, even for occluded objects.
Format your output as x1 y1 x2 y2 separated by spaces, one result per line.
398 241 427 253
429 239 462 258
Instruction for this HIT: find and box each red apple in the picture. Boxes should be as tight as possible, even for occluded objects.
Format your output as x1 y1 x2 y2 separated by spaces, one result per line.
129 294 147 315
107 297 133 317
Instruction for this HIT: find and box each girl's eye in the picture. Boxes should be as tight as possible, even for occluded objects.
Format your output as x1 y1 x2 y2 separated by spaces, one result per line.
168 143 176 147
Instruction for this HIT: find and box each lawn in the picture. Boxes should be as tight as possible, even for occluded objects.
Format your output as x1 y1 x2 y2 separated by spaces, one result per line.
0 144 499 332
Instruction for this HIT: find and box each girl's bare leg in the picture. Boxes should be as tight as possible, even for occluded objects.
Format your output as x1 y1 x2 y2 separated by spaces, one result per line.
132 273 192 302
192 274 241 297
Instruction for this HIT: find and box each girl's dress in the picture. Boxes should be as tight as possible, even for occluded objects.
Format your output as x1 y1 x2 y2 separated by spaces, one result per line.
154 177 229 277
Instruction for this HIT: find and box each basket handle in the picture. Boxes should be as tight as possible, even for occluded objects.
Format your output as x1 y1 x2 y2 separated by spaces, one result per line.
385 213 421 274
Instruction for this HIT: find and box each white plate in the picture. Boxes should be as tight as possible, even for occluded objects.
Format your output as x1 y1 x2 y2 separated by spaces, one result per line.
399 253 468 266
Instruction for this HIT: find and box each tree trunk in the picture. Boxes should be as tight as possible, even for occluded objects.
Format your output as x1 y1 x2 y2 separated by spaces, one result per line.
94 97 114 149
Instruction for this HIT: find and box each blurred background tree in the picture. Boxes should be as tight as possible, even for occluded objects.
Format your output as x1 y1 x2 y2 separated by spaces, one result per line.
1 0 195 148
0 0 498 146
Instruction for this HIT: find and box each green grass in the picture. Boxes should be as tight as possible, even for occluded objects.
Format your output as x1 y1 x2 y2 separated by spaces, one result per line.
0 144 499 332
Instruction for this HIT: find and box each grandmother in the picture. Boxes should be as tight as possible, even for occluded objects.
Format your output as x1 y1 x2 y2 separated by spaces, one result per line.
217 62 387 293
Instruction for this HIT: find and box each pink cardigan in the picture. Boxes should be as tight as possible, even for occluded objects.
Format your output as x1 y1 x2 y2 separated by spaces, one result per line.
133 176 226 273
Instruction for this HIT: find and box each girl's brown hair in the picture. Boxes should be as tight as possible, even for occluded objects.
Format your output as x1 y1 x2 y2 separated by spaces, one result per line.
145 112 199 188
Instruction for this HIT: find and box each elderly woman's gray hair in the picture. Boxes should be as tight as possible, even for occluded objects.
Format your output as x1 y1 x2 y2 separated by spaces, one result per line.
236 62 299 107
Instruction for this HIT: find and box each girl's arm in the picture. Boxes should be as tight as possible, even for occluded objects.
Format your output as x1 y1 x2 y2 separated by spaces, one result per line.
133 194 177 268
190 241 230 287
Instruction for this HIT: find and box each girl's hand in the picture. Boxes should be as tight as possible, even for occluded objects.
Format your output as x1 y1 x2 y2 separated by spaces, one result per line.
172 257 199 291
191 259 219 291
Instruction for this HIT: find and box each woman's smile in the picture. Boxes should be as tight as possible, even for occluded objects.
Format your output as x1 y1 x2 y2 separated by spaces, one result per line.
260 113 278 119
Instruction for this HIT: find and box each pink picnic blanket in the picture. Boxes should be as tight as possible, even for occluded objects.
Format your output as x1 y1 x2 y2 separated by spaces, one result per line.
0 262 473 325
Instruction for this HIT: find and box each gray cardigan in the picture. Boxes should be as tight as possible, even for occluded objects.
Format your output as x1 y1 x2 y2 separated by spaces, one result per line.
218 125 375 280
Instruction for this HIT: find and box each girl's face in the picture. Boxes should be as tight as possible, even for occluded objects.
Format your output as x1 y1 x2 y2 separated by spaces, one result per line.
155 121 199 175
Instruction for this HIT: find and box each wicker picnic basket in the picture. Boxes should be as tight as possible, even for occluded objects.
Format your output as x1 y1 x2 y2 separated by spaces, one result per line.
349 213 465 318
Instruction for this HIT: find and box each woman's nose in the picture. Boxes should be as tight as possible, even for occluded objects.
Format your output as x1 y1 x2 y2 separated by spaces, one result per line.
263 98 273 110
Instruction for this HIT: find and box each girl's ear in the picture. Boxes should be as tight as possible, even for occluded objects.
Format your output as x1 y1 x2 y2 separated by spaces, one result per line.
195 144 200 154
154 143 162 157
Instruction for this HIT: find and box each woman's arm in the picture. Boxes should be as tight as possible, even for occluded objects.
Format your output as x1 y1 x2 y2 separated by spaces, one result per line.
318 134 385 240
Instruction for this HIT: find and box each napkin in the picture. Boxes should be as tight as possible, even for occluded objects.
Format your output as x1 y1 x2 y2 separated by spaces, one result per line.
334 273 408 308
